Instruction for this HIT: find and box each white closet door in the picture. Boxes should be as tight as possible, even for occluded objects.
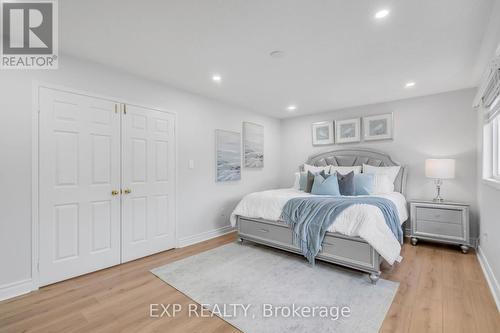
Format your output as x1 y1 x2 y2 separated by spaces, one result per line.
121 104 176 262
38 88 121 286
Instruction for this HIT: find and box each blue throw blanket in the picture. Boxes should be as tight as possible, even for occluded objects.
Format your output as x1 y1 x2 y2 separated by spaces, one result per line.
280 196 402 263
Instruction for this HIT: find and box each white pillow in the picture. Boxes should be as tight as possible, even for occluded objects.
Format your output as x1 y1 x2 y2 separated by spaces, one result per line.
330 165 362 175
303 164 331 174
292 172 300 190
370 174 394 194
363 164 401 184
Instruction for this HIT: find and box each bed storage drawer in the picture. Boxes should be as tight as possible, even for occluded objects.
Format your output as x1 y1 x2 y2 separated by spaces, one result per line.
238 218 294 247
318 234 375 268
237 217 379 273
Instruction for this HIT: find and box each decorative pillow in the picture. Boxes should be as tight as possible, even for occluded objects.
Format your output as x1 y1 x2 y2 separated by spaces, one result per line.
311 173 341 196
330 165 362 175
303 164 331 174
298 172 308 191
371 174 394 194
336 171 355 196
353 174 375 195
363 164 401 184
304 171 316 193
319 170 331 178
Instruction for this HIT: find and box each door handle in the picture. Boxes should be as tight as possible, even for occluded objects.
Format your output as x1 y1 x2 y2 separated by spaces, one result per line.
111 190 119 196
124 188 132 194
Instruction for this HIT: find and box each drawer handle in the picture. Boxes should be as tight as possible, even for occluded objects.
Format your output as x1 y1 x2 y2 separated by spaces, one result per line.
323 242 335 246
257 228 269 233
434 214 441 218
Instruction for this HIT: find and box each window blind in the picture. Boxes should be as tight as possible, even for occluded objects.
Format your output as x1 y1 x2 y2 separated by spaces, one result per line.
483 68 500 107
483 67 500 122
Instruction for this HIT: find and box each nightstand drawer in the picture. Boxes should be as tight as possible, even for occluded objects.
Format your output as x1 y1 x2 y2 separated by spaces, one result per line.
415 219 463 239
415 207 462 224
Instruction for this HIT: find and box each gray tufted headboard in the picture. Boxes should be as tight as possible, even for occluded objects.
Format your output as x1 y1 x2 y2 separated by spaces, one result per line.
301 148 408 196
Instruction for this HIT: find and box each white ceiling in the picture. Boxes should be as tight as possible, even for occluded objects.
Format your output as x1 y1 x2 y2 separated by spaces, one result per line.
60 0 497 118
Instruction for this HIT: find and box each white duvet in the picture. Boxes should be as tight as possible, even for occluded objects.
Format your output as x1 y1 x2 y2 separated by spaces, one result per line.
230 188 408 265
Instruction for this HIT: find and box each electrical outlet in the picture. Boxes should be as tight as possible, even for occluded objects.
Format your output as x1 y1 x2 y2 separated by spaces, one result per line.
482 232 488 242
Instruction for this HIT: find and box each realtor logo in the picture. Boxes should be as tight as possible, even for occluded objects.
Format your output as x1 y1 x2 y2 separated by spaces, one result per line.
1 0 58 69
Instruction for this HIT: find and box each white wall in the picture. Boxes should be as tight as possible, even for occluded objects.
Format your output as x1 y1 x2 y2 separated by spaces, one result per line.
279 89 479 237
0 55 281 291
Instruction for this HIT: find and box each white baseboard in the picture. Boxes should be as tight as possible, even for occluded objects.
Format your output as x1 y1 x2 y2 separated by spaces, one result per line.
177 225 236 248
477 246 500 312
0 279 34 302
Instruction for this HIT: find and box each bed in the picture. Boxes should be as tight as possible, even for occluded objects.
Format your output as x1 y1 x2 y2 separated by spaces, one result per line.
231 148 408 284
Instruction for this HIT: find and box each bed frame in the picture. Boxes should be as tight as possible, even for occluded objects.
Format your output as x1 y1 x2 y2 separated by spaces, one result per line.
236 148 407 284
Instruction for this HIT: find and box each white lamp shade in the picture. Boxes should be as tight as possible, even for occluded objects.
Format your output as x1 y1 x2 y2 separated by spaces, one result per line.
425 159 455 179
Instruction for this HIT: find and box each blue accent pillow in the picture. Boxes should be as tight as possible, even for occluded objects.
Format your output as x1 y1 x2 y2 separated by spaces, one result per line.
298 172 308 191
311 173 341 196
354 174 375 195
337 171 355 196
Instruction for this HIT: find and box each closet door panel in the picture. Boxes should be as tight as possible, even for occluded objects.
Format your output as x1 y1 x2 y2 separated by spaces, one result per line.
38 88 121 286
122 105 176 262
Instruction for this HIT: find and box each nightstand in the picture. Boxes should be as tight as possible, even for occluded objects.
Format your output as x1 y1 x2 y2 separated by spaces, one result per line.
409 200 470 253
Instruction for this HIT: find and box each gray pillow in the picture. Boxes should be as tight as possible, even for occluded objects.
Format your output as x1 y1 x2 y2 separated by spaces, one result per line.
320 170 331 179
305 171 316 193
337 171 355 196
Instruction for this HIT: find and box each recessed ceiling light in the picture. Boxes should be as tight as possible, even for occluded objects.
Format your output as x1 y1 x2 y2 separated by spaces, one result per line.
287 105 297 111
270 50 286 59
212 74 222 83
374 9 390 19
405 81 416 88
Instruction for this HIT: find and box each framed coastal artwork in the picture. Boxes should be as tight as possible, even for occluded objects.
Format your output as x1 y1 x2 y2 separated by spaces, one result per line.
335 118 361 144
243 122 264 168
363 113 393 141
215 130 241 182
311 121 334 146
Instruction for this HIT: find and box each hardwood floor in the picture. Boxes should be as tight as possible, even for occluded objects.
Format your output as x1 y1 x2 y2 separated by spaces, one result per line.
380 239 500 333
0 232 498 333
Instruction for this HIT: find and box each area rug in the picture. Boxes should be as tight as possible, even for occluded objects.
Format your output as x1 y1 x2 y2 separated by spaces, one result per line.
151 242 398 333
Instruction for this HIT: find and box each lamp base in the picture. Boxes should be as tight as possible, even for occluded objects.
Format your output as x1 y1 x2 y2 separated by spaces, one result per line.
433 179 444 203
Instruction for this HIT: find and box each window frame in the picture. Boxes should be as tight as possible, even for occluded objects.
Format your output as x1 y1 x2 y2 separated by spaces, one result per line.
493 115 500 180
483 109 500 188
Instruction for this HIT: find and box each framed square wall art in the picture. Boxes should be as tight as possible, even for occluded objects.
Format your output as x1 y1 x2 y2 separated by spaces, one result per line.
363 113 393 141
311 121 334 146
215 130 241 182
335 118 361 144
243 122 264 168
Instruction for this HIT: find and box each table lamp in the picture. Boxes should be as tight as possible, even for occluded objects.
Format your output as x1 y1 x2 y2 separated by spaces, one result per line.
425 159 455 202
